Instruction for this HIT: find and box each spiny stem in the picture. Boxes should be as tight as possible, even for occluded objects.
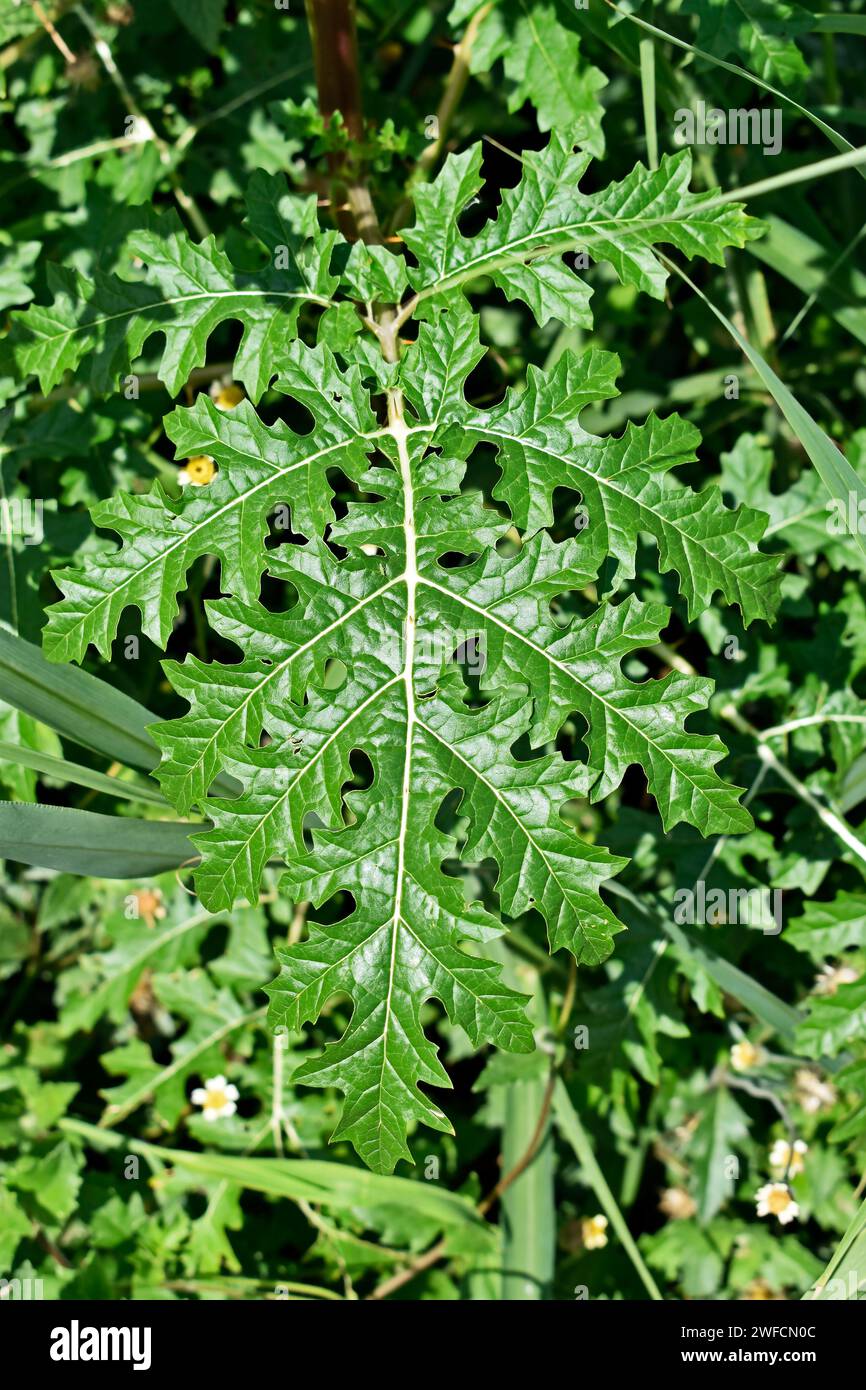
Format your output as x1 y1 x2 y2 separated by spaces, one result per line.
304 0 381 243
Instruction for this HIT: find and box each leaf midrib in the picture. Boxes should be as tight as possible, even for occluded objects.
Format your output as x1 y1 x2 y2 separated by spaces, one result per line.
416 204 741 298
22 288 332 355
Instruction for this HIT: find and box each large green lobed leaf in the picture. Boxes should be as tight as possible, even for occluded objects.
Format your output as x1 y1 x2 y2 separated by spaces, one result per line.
31 135 781 1170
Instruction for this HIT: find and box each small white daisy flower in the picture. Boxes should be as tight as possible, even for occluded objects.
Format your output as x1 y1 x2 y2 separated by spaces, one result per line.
581 1214 608 1250
730 1040 766 1073
769 1138 807 1176
191 1074 239 1122
756 1182 799 1225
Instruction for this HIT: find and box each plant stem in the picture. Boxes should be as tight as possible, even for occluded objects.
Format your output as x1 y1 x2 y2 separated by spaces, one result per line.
422 3 491 175
366 1064 557 1301
174 61 312 154
389 2 492 232
653 639 866 869
727 706 866 869
304 0 380 242
479 1068 556 1219
366 1237 448 1300
31 0 76 63
304 0 363 140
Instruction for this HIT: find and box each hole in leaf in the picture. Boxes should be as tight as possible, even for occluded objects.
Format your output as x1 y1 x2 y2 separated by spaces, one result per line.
347 747 373 792
323 656 347 690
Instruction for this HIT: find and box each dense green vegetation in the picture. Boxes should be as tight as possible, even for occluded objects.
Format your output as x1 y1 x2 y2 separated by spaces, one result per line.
1 0 865 1301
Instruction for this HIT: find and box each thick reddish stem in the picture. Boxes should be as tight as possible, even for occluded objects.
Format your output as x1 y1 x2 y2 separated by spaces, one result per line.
305 0 364 143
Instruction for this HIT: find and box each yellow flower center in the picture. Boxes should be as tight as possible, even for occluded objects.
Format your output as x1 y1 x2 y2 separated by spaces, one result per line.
733 1041 763 1069
133 888 163 922
215 384 245 410
203 1088 229 1111
581 1216 608 1248
744 1280 773 1300
767 1187 791 1215
185 455 216 485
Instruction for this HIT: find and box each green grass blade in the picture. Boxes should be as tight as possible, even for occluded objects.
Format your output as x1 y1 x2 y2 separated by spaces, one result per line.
0 739 168 806
663 255 866 571
606 0 866 179
0 626 160 772
639 37 658 170
501 1067 555 1299
747 215 866 349
664 916 800 1040
59 1117 488 1234
0 627 236 793
811 16 866 37
161 1152 490 1233
0 801 196 877
700 147 866 210
490 952 555 1299
803 1197 866 1299
608 881 801 1040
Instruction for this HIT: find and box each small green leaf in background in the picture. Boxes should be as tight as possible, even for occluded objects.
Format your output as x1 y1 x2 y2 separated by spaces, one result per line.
169 0 228 53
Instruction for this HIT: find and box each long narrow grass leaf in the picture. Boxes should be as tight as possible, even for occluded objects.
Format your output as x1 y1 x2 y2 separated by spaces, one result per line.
663 256 866 570
0 802 196 877
553 1079 663 1300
